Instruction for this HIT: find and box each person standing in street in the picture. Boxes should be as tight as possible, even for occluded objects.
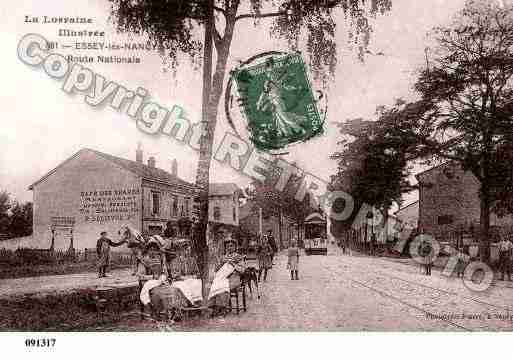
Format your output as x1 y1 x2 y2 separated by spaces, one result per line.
96 231 126 278
257 236 273 282
339 236 346 255
419 239 433 276
266 230 278 265
498 235 513 281
455 250 467 278
287 240 300 280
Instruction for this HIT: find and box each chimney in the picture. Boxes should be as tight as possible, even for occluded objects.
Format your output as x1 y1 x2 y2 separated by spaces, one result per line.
136 142 143 163
148 156 156 168
171 159 178 177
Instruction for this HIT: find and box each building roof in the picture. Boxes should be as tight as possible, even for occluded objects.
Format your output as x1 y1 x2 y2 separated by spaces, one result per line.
28 148 199 191
209 183 240 196
414 161 455 181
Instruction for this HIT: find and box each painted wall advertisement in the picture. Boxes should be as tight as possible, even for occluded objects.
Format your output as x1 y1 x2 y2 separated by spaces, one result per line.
79 188 140 223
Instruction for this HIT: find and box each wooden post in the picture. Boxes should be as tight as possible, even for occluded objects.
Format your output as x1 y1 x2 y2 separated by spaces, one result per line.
259 207 263 238
50 228 55 251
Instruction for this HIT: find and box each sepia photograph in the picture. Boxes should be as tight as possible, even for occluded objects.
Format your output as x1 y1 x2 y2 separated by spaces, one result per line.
1 0 513 356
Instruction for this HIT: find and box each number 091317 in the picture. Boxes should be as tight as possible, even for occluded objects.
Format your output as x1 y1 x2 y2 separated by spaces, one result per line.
25 338 56 347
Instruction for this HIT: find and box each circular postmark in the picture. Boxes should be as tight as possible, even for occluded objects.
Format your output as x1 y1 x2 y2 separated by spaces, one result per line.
225 51 327 155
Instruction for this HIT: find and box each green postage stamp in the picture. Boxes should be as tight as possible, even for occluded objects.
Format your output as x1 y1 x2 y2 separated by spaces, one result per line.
232 53 324 152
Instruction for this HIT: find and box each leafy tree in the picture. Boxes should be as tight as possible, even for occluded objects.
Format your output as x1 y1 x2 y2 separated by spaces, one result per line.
9 201 33 238
0 191 11 235
329 101 421 239
109 0 393 300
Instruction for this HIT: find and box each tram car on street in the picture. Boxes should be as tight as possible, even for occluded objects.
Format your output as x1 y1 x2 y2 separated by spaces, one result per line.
304 213 328 255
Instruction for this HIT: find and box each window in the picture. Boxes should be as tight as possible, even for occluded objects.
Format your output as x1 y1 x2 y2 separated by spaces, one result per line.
152 192 160 215
233 206 237 222
213 206 221 221
438 215 453 225
171 195 178 217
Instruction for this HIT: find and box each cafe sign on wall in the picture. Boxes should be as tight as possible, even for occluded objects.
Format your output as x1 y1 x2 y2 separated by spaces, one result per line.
79 188 140 223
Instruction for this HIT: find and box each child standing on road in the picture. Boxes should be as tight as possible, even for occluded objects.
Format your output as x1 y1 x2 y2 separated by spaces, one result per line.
287 240 300 280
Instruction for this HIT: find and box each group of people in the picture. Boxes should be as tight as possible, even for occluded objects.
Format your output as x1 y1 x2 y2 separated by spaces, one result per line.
416 235 513 280
95 226 302 284
256 230 301 281
95 225 169 279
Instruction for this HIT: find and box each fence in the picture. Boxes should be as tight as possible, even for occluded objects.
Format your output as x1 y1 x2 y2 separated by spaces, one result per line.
339 227 397 256
0 247 132 267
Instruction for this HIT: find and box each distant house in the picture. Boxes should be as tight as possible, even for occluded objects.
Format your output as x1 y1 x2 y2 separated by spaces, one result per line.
23 146 239 251
208 183 241 228
416 161 513 243
26 146 198 251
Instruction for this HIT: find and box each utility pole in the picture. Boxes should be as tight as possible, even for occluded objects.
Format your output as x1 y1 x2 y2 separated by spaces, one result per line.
259 207 263 238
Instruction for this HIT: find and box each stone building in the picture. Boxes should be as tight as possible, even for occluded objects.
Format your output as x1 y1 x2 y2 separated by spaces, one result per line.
28 147 200 251
208 183 241 229
416 162 513 244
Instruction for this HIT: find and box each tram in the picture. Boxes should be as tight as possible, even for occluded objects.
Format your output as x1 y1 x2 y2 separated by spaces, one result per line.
304 212 328 255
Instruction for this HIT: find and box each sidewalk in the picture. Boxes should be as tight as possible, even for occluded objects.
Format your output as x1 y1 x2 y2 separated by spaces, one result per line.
0 268 136 299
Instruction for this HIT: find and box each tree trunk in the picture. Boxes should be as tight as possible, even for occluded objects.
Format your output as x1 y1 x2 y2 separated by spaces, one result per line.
479 130 492 263
193 0 214 304
193 3 237 304
479 183 491 262
50 230 55 251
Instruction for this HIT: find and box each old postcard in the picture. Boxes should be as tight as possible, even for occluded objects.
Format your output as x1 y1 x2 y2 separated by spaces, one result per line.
1 0 513 352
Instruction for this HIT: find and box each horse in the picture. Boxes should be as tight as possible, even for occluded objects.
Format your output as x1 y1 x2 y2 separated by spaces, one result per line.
118 225 148 275
118 225 181 277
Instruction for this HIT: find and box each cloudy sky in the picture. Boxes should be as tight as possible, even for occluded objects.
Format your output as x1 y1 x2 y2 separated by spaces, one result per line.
0 0 467 206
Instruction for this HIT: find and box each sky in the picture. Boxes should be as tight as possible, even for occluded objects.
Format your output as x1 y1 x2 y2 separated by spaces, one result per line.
0 0 468 207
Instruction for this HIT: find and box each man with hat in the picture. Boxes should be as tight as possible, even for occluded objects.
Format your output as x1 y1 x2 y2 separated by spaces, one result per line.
96 231 126 278
498 235 513 281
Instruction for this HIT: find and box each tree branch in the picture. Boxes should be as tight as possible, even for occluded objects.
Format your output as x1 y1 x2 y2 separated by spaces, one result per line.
235 11 287 22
